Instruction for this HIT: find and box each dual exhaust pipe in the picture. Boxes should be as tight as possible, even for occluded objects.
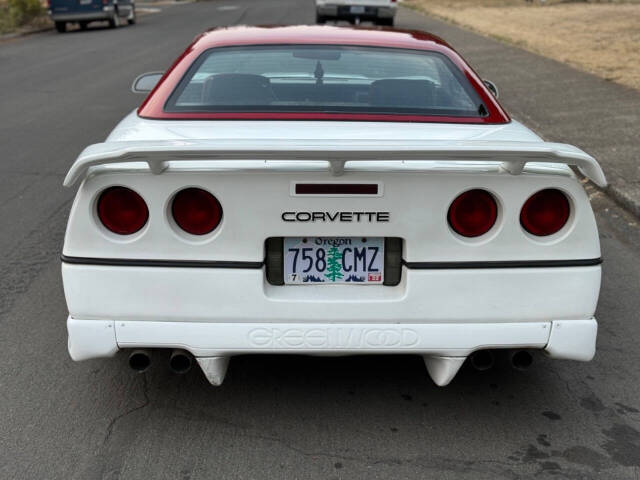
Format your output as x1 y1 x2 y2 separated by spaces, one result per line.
469 349 533 371
129 348 532 376
128 349 193 374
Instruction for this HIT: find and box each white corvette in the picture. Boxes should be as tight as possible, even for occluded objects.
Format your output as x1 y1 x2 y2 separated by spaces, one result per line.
62 26 605 386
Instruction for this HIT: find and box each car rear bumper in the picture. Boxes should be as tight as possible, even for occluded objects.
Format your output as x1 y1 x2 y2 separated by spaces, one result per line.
317 5 396 19
62 263 600 361
50 10 113 22
68 316 597 362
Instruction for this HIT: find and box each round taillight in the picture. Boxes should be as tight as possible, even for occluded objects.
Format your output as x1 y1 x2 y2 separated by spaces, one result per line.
520 189 570 236
98 186 148 235
172 188 222 235
448 189 498 238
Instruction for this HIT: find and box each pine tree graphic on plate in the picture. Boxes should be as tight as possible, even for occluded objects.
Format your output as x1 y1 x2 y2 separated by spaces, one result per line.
325 246 344 282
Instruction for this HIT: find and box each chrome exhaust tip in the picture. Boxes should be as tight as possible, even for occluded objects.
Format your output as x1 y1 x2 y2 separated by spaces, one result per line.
169 349 193 374
128 349 151 373
510 350 533 371
469 350 494 371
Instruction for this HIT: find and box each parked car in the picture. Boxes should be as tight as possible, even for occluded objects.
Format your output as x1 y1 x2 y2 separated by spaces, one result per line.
48 0 136 32
61 26 605 387
316 0 397 25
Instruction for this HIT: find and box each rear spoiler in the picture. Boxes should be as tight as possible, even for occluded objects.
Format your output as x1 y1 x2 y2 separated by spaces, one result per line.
63 139 606 188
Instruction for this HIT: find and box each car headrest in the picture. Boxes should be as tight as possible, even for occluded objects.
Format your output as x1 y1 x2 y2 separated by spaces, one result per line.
370 79 437 108
201 73 275 105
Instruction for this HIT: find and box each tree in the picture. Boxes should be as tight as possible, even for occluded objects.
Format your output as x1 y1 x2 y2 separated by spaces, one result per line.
325 246 344 282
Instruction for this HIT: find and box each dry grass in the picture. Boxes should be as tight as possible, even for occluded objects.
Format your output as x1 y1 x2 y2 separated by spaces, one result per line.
404 0 640 90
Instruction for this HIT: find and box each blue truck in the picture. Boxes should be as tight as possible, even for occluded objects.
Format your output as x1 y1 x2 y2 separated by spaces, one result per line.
48 0 135 32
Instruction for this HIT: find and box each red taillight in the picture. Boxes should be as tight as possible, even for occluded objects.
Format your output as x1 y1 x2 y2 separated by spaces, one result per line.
520 189 570 236
448 189 498 237
172 188 222 235
98 187 148 235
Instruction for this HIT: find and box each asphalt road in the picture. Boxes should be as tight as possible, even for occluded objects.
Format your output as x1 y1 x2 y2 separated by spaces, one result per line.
1 1 640 479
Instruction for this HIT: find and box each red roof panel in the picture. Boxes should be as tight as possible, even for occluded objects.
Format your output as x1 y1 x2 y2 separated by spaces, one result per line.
138 25 510 124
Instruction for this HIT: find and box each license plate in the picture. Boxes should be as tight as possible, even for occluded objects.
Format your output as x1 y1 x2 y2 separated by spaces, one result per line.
79 0 91 4
284 237 384 284
350 5 365 14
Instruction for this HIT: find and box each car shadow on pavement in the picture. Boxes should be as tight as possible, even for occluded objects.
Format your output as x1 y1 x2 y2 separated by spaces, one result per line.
139 351 546 408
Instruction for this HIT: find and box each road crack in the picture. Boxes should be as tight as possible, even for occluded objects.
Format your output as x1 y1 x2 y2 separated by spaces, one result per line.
101 375 150 447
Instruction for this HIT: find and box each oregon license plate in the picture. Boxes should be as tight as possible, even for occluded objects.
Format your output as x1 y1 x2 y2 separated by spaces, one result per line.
284 237 384 284
350 5 365 14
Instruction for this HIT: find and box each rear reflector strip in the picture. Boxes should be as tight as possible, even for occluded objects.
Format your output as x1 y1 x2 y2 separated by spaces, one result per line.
294 183 379 195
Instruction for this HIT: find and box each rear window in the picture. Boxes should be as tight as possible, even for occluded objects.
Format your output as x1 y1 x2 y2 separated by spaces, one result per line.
165 45 487 117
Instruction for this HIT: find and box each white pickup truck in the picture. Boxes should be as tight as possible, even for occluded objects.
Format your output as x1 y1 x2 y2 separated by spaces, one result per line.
315 0 397 26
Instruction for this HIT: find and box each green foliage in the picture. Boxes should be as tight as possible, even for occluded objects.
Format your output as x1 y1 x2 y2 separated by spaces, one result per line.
1 0 44 33
0 3 9 33
10 0 43 23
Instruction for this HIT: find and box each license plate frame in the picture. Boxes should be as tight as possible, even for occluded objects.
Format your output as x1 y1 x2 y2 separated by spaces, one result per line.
284 237 384 285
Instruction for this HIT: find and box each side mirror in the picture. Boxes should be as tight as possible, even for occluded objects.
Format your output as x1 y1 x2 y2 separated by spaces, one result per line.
483 79 499 98
131 72 164 93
